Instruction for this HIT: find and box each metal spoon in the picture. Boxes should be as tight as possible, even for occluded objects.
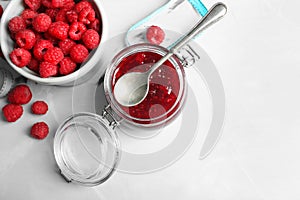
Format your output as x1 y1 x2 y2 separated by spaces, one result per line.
114 2 227 107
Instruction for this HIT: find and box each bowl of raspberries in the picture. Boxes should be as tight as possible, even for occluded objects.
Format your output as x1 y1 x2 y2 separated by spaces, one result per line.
0 0 107 85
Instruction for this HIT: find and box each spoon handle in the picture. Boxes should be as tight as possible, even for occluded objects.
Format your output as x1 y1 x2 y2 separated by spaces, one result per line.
148 2 227 76
171 2 227 53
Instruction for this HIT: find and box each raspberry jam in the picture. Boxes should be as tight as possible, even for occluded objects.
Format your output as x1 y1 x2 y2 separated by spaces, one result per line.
111 50 184 124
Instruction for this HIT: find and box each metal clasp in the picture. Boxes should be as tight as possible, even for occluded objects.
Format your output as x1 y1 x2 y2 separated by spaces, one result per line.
175 44 200 68
102 105 121 129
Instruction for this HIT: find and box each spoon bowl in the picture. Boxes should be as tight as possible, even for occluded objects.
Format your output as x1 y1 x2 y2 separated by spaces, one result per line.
113 71 149 107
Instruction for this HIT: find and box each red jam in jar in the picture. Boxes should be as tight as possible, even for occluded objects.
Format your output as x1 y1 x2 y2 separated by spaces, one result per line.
111 51 183 124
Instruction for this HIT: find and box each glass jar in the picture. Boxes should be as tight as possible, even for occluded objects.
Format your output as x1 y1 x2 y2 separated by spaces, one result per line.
104 43 187 127
53 42 200 186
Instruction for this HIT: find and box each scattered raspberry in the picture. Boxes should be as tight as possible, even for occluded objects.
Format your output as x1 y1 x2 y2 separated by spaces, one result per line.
32 13 52 32
7 84 32 105
68 21 86 40
30 122 49 139
58 38 75 55
15 29 36 50
0 5 3 19
74 1 92 13
21 9 38 26
44 47 64 65
59 57 76 75
66 10 78 23
39 61 58 77
88 18 100 32
48 21 69 40
9 48 32 67
24 0 41 11
146 25 165 45
31 101 48 115
27 57 40 72
70 44 88 63
45 8 59 21
2 104 23 122
55 9 67 22
78 6 95 25
82 29 100 49
8 16 26 33
33 39 54 60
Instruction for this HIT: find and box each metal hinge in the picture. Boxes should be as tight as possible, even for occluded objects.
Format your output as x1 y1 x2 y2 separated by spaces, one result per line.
101 105 120 129
175 44 200 68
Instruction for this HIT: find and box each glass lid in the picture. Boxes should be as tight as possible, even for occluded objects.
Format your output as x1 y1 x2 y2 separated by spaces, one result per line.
53 112 120 186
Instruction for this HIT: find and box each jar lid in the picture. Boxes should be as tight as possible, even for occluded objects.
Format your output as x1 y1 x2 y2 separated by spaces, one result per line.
53 112 120 186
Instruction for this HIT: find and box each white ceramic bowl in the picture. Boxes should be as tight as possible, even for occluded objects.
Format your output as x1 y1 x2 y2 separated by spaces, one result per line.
0 0 108 86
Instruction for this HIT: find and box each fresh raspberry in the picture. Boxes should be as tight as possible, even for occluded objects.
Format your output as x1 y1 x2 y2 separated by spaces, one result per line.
70 44 88 63
2 104 23 122
88 18 101 32
15 29 36 50
74 1 92 13
63 1 75 10
24 0 41 11
59 57 76 75
31 101 48 115
82 29 100 49
27 57 40 72
39 61 58 77
30 122 49 139
58 38 75 55
0 5 3 19
78 6 95 25
32 13 52 32
41 0 54 8
34 31 43 41
45 8 59 21
7 84 32 105
9 48 32 68
52 0 73 8
33 39 54 61
48 21 69 40
68 21 86 40
21 9 38 26
44 47 64 65
43 32 58 45
146 25 165 45
8 16 26 33
55 9 67 22
66 10 78 23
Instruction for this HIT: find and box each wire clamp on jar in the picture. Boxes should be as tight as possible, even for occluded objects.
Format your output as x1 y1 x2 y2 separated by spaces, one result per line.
102 105 121 128
175 44 201 68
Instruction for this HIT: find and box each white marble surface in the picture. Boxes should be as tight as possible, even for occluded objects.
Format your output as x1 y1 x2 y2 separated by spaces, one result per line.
1 0 300 199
